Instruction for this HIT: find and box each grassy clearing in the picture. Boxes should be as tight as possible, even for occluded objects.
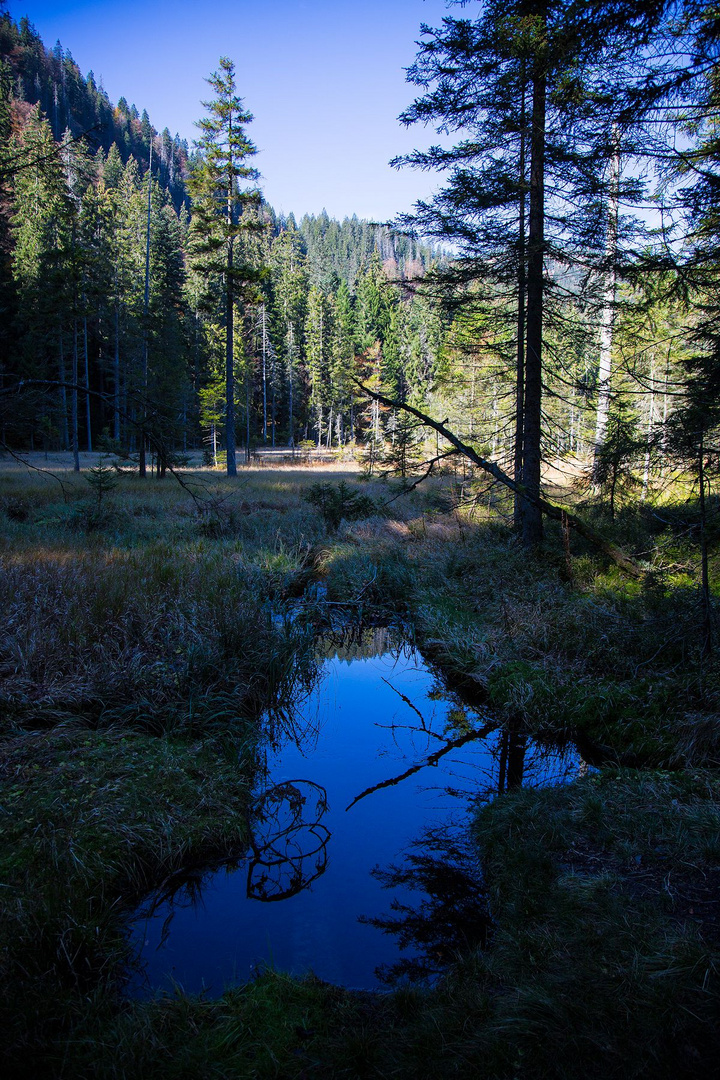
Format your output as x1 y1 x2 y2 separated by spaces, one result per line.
2 455 720 1077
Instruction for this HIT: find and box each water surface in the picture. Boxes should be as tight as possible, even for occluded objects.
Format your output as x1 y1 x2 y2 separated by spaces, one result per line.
128 627 581 994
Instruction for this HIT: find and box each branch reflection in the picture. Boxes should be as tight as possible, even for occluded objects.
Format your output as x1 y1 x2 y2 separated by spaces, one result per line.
247 779 329 902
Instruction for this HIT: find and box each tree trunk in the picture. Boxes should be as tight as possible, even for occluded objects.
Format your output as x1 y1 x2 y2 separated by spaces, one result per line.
113 302 121 442
288 323 295 454
521 57 546 548
71 319 79 472
261 302 268 443
225 240 237 476
58 325 69 449
593 125 621 470
514 66 527 531
83 316 92 453
245 366 251 463
140 141 152 479
699 432 712 656
641 356 655 501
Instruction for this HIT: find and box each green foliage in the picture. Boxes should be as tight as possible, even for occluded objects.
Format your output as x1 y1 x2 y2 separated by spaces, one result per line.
85 461 118 511
305 479 376 531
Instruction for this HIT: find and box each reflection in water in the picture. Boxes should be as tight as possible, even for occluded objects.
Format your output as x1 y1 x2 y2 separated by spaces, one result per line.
127 626 582 995
247 780 329 902
317 623 406 663
133 779 330 942
497 727 526 793
361 725 529 983
346 723 495 810
362 829 490 984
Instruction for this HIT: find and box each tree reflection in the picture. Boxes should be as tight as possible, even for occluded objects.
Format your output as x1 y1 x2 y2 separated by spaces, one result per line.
359 726 528 985
497 726 526 792
361 829 490 984
134 778 330 952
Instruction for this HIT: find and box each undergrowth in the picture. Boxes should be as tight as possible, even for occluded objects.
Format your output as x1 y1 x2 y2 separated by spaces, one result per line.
2 460 720 1078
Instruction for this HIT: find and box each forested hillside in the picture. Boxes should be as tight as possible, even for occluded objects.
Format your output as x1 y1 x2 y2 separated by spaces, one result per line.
0 11 446 471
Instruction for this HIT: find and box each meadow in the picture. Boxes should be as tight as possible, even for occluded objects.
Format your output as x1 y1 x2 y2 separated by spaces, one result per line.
1 451 718 1078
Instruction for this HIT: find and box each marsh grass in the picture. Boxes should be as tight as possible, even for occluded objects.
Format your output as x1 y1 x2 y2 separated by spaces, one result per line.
462 770 720 1078
0 465 340 732
0 726 257 1074
3 458 720 1077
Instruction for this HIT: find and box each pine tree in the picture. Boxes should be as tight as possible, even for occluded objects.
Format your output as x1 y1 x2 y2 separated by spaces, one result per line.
187 57 262 476
9 105 73 452
396 0 668 546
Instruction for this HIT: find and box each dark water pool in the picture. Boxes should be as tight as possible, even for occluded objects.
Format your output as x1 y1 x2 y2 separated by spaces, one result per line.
127 627 582 995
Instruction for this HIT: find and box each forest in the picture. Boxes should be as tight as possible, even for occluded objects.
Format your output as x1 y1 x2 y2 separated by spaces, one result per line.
1 1 720 1078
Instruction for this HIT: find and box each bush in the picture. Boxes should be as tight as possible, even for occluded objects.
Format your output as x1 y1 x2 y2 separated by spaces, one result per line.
305 480 377 531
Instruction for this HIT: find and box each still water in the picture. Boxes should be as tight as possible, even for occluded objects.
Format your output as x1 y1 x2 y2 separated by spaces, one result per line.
127 627 581 995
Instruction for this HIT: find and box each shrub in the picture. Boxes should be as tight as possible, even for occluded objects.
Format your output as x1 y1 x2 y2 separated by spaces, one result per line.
305 480 377 531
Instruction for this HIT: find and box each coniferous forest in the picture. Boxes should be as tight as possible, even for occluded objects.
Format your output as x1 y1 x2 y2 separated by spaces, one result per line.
3 2 720 1078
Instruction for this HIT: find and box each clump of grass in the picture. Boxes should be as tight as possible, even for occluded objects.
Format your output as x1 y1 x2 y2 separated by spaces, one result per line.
463 770 720 1077
317 539 413 609
1 495 30 522
0 541 317 731
0 726 256 1072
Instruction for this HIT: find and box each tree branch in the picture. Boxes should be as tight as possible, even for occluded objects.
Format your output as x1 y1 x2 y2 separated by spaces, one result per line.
355 380 645 579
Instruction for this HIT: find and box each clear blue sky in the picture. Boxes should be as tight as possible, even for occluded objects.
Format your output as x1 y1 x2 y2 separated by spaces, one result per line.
7 0 456 221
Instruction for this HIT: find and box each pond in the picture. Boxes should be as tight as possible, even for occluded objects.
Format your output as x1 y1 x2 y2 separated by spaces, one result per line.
127 625 582 996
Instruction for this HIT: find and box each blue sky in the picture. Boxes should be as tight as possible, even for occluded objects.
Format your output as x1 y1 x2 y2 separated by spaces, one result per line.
7 0 457 221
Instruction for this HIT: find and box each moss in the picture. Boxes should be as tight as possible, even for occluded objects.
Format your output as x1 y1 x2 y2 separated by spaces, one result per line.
0 727 257 1072
466 770 720 1077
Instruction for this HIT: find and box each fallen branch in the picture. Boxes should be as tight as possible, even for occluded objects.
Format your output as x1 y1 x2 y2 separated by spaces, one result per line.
356 381 645 579
382 447 460 505
0 440 73 502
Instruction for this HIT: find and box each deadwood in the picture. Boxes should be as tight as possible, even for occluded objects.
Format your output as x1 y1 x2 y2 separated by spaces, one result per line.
356 381 645 579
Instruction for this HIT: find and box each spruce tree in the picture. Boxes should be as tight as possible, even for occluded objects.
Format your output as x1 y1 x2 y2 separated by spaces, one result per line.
396 1 677 545
188 57 261 476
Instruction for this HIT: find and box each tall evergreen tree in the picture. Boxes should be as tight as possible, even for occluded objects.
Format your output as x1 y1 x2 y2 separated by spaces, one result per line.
396 0 669 546
187 57 261 476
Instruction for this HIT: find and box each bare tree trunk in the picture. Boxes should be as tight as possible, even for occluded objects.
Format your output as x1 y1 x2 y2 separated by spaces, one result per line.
491 383 499 458
113 301 121 442
58 325 69 449
287 323 295 455
140 140 153 479
261 302 268 443
641 356 655 501
593 125 621 469
521 58 546 548
83 315 92 453
699 431 712 656
245 364 250 463
71 319 79 472
514 68 527 530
